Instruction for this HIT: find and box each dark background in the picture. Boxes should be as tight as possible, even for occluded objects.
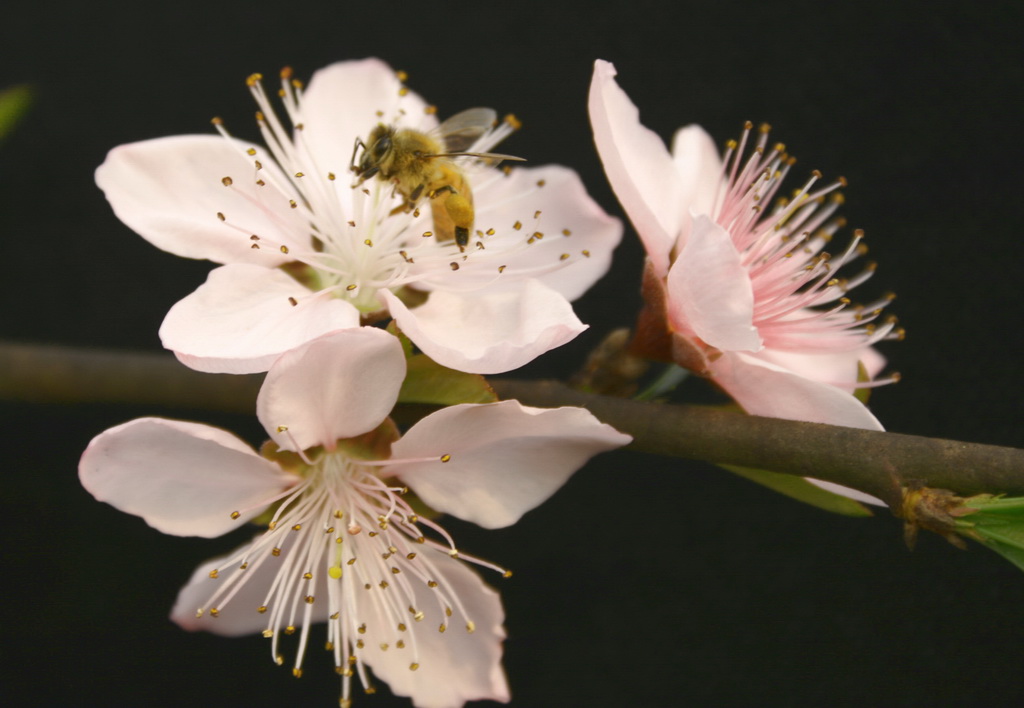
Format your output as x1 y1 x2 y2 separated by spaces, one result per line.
2 1 1022 706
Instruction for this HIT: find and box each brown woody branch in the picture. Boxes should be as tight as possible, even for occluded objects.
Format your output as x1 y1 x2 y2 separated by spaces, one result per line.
2 342 1021 509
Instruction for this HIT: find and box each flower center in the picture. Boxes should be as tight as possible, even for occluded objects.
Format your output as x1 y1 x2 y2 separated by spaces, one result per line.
709 122 904 374
210 69 587 317
191 446 507 705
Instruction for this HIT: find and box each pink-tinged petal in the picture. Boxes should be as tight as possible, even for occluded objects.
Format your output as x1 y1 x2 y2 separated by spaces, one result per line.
800 478 883 506
589 60 682 277
96 135 307 265
670 125 724 246
709 352 885 505
358 556 509 708
712 352 884 430
299 59 436 182
159 264 361 374
79 418 295 538
758 348 870 392
257 328 406 451
383 280 586 375
388 401 632 529
860 346 887 380
667 214 761 352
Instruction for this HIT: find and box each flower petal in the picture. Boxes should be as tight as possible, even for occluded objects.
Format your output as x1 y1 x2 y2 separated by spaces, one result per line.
357 556 509 708
667 214 761 352
712 352 884 430
443 164 621 302
859 346 888 380
670 124 724 244
299 58 436 183
758 348 873 392
159 264 361 374
79 418 294 538
383 280 586 375
709 352 885 505
257 328 406 451
589 60 682 276
170 538 300 636
171 540 510 708
388 401 632 529
96 135 307 265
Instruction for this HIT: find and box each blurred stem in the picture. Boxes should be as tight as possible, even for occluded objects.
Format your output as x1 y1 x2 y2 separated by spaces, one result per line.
3 341 1022 510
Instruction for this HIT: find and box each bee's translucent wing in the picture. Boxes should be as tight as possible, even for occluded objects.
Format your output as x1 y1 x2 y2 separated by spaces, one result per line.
435 108 498 153
443 151 526 166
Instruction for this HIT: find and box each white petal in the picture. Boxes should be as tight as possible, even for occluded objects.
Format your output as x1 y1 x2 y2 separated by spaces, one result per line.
388 401 632 529
160 264 361 374
357 556 509 708
170 538 302 636
383 280 586 375
589 60 682 276
670 125 725 245
413 164 622 302
257 328 406 451
299 58 436 184
96 135 307 265
710 351 884 505
171 537 510 708
79 418 294 538
667 214 761 352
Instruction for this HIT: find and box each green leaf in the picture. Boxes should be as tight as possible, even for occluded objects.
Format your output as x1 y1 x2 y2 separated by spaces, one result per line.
634 363 690 401
385 320 415 358
721 464 873 517
0 85 33 141
853 360 872 405
397 354 497 405
956 495 1024 572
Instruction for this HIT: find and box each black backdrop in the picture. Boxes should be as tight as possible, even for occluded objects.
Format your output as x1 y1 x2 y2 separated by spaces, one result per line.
2 1 1023 706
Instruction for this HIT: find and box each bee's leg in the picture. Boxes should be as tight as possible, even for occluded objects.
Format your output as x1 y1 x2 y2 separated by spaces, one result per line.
386 183 426 217
350 138 367 175
431 185 473 251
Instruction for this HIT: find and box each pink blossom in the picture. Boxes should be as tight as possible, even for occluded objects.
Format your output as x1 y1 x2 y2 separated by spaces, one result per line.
590 60 901 503
96 59 622 374
79 328 630 708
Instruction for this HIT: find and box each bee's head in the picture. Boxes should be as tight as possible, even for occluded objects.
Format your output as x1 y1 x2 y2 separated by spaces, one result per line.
353 124 395 182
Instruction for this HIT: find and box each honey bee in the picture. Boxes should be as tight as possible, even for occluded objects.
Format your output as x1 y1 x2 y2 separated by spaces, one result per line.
350 108 523 251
